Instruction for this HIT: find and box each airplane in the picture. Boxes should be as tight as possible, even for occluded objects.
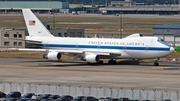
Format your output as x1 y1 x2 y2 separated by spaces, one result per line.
16 9 175 66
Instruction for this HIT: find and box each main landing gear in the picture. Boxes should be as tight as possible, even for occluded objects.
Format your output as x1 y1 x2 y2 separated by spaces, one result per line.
96 59 117 65
88 59 117 65
98 60 104 64
108 59 117 64
96 59 117 64
153 58 159 66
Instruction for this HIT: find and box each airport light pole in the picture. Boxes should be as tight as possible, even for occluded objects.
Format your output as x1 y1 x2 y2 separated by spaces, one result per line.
105 0 107 9
53 12 55 28
48 0 50 14
5 0 7 13
119 12 123 38
92 0 94 13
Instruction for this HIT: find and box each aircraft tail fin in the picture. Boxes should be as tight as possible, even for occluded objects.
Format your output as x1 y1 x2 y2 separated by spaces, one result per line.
22 9 54 37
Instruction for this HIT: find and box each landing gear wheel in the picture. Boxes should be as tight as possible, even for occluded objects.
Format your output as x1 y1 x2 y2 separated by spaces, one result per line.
87 62 92 65
153 62 159 66
108 59 113 64
153 59 159 66
113 60 117 64
98 60 104 64
108 59 117 64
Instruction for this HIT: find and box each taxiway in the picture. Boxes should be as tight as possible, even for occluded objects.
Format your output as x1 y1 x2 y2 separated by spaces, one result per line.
0 58 180 90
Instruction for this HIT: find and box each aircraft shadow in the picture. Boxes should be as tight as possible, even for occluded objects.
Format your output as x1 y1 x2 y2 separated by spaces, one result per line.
18 59 179 68
40 60 142 67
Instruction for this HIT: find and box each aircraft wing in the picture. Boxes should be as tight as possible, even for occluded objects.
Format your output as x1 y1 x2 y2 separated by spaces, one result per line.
8 48 121 56
9 48 47 52
9 48 83 53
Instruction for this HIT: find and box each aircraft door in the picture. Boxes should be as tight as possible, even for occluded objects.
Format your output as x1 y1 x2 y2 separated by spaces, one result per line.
97 44 100 51
123 45 128 53
43 42 49 48
123 45 137 58
151 39 154 44
123 45 126 50
76 43 78 50
145 45 149 51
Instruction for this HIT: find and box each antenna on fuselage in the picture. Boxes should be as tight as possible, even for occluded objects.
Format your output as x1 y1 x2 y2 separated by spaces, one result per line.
94 34 99 38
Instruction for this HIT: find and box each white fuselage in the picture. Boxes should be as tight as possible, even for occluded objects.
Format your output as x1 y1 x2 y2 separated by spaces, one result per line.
21 9 175 64
27 36 174 59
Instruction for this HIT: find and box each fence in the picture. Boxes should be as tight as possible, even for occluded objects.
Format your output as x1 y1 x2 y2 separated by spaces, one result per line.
0 82 180 101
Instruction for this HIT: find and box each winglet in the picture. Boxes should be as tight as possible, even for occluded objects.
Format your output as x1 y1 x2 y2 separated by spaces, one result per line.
22 9 54 37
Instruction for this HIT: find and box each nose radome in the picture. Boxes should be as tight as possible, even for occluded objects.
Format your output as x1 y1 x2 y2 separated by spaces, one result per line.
170 47 175 53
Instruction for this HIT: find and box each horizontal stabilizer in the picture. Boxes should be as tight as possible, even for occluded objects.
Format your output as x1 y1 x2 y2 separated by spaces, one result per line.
4 37 42 44
8 48 47 52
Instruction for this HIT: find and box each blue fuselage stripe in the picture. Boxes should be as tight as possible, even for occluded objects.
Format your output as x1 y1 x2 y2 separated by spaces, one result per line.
35 44 170 51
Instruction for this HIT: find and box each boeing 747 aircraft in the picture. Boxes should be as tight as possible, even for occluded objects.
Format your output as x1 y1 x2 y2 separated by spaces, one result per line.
18 9 174 66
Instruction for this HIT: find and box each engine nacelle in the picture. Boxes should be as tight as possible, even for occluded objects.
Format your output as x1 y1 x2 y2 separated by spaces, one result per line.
84 54 100 63
43 52 61 61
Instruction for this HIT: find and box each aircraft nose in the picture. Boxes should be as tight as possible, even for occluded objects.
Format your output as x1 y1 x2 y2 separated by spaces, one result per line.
170 47 175 53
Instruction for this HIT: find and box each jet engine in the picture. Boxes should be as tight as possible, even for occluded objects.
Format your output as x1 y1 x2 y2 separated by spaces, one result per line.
43 52 61 60
84 54 100 63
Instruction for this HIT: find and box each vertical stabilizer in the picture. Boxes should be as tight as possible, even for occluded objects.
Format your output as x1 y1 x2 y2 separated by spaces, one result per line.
22 9 54 37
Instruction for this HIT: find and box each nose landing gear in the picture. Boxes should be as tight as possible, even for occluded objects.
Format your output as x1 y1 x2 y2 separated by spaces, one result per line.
153 58 159 66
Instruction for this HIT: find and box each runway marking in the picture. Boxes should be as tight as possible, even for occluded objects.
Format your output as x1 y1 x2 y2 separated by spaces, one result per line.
152 66 179 70
152 66 170 68
52 62 66 65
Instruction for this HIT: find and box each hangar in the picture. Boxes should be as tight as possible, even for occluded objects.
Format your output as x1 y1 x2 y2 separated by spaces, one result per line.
152 24 180 48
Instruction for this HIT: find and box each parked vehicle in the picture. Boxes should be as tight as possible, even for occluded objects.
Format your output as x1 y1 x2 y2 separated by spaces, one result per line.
31 95 38 99
113 13 119 16
2 97 18 101
0 91 6 98
71 96 84 101
141 100 151 101
55 95 73 101
99 97 105 101
6 91 21 99
22 93 35 99
105 97 112 101
82 96 98 101
40 99 52 101
37 94 52 100
119 98 131 101
112 98 119 101
17 98 31 101
49 95 61 100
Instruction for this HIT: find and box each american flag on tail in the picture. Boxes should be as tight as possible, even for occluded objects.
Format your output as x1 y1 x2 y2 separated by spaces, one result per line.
29 20 35 26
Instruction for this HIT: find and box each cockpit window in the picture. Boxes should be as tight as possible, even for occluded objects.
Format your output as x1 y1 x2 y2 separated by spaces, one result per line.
157 37 171 47
158 37 164 41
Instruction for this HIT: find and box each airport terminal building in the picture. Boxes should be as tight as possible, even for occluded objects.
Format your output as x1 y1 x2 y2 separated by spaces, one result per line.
0 0 69 14
152 24 180 47
0 28 27 48
1 0 180 15
0 27 84 48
